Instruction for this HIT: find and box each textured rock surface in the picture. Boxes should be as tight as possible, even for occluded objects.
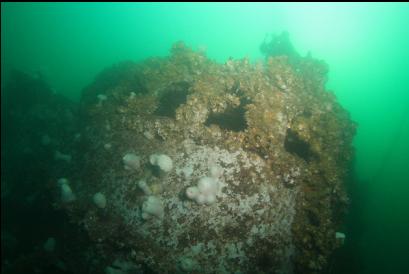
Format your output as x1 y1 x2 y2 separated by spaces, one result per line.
63 42 355 273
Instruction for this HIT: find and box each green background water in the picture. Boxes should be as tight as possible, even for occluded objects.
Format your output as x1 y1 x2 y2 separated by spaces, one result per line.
2 3 409 273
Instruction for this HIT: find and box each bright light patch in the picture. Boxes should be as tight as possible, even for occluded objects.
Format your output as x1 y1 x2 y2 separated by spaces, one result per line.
282 4 364 58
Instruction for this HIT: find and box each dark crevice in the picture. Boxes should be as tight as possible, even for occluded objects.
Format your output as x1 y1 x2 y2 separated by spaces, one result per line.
302 109 312 118
284 128 317 162
154 81 190 118
307 209 321 226
256 253 277 271
205 98 249 132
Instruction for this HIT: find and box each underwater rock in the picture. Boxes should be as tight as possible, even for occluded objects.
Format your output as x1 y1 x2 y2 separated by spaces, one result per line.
260 31 300 61
1 70 84 272
65 41 355 273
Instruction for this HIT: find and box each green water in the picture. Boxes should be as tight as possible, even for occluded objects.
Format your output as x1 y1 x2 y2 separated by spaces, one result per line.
2 3 409 273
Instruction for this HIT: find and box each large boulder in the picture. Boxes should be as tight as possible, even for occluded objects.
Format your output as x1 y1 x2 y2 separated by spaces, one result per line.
65 41 355 273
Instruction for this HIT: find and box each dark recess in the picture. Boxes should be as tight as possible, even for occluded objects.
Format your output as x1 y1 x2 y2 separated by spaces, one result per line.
284 128 317 162
205 98 249 132
154 81 190 118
